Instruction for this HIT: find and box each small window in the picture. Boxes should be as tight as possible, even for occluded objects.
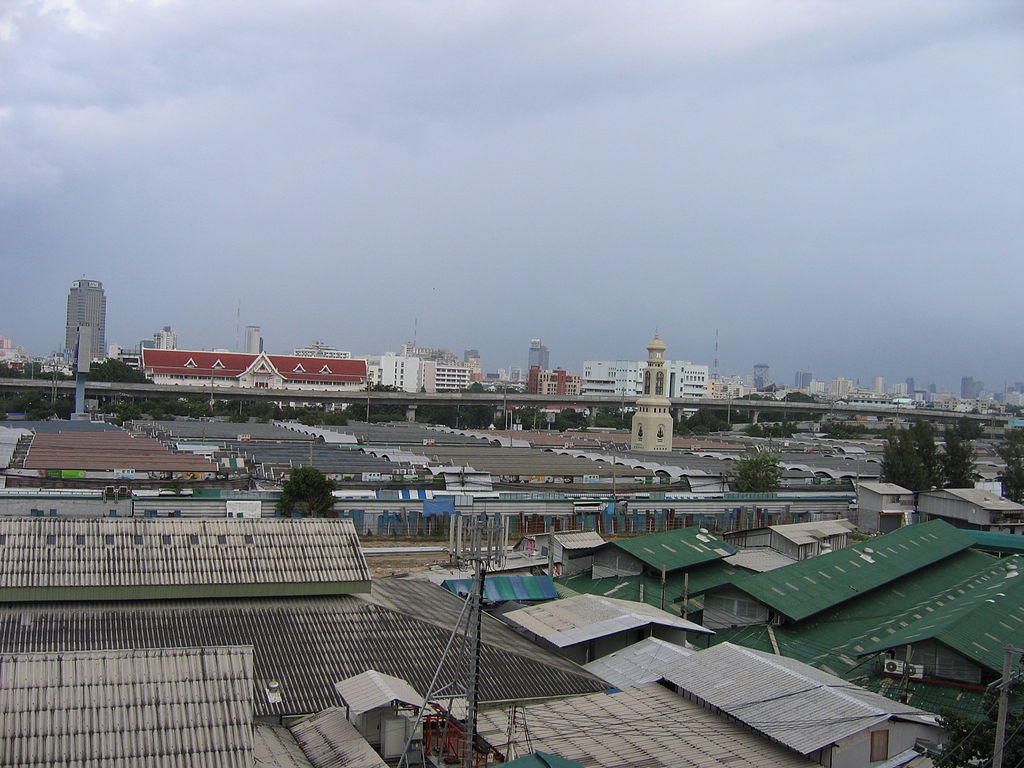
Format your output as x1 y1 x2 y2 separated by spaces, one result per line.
134 534 144 545
0 534 6 545
46 534 57 545
189 534 200 545
161 535 172 545
217 535 228 545
244 534 255 545
105 535 115 545
75 535 86 545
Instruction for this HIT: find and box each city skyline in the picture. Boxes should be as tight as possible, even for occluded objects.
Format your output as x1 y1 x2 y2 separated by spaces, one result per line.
2 1 1020 391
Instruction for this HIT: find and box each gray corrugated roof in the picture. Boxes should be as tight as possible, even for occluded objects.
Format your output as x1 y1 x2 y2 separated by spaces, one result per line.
552 530 606 550
767 519 856 545
724 549 797 572
0 646 255 768
290 708 389 768
582 636 693 688
0 580 606 717
0 517 370 600
501 593 711 647
661 643 938 755
475 682 816 768
335 670 424 717
254 724 317 768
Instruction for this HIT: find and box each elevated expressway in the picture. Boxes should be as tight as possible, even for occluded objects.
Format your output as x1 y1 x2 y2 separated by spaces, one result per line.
0 378 1000 426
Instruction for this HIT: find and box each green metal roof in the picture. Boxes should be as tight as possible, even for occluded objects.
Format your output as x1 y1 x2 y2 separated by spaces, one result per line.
555 559 742 614
499 752 585 768
856 560 1024 674
967 530 1024 555
609 526 736 573
441 575 557 603
726 519 976 622
701 549 1017 716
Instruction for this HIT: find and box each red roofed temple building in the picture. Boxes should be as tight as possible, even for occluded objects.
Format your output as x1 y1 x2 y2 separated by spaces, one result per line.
141 349 367 391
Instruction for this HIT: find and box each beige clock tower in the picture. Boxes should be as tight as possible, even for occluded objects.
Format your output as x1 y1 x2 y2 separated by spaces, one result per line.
631 333 674 451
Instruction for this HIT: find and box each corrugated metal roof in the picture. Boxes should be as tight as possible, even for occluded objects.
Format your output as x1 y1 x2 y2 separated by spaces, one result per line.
583 636 694 688
501 593 711 647
552 530 606 550
661 643 938 756
0 580 607 717
0 517 370 599
334 670 424 717
475 683 816 768
706 548 1006 717
441 575 557 603
727 520 976 622
856 560 1024 673
724 548 797 572
766 519 856 546
920 488 1024 512
967 530 1024 554
253 724 317 768
858 482 914 495
558 559 741 607
290 707 389 768
610 525 737 572
0 646 255 768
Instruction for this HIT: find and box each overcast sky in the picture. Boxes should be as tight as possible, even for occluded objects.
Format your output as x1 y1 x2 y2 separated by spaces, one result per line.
2 0 1021 390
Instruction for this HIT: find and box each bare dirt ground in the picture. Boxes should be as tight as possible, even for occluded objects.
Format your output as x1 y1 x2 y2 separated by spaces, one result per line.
359 536 452 579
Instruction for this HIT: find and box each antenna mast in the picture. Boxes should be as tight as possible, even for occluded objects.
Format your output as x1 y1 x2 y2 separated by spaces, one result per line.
712 328 720 381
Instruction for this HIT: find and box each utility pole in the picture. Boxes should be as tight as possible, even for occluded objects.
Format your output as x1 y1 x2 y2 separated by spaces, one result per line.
463 557 487 768
993 644 1024 768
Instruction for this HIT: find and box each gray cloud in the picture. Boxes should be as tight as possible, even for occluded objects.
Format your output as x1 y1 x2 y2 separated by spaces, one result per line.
1 0 1021 389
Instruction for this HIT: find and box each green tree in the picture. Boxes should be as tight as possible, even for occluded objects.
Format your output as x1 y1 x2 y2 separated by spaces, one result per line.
955 416 985 440
783 391 816 403
278 466 337 516
85 359 149 383
997 429 1024 503
881 429 929 491
941 426 976 488
938 696 1024 768
730 452 782 493
911 419 942 489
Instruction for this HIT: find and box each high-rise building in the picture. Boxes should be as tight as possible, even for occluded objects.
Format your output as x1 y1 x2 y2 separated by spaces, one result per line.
961 376 982 399
528 339 550 371
244 326 263 355
872 376 885 394
753 363 770 390
151 326 177 350
905 377 915 393
65 279 106 361
794 371 812 389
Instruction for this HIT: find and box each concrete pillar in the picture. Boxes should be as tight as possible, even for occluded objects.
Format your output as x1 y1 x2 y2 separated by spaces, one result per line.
405 404 417 422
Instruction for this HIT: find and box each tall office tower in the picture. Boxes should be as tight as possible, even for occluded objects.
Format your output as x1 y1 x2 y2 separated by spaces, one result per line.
244 326 263 354
65 279 106 361
753 363 770 389
794 371 812 389
152 326 177 350
961 377 982 399
905 377 915 393
873 376 885 394
528 339 550 371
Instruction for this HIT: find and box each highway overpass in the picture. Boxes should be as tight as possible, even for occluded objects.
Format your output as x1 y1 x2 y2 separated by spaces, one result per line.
0 377 1001 425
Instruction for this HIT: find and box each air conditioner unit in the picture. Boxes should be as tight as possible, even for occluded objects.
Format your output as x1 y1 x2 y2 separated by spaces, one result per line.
883 659 905 675
908 664 925 679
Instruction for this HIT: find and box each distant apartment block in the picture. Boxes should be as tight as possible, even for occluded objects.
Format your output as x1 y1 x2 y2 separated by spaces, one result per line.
528 339 550 371
243 326 263 355
584 359 708 399
528 366 582 396
142 349 366 391
377 354 472 392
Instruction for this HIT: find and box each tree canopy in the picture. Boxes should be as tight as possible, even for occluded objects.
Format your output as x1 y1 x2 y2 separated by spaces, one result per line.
85 359 150 383
941 426 976 488
939 696 1024 768
998 430 1024 503
278 466 337 516
730 452 782 493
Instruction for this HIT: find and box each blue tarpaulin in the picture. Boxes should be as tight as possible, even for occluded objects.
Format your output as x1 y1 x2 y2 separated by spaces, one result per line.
423 497 456 517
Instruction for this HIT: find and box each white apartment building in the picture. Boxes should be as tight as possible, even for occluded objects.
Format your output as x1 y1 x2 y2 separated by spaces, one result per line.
583 359 708 399
378 354 472 393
